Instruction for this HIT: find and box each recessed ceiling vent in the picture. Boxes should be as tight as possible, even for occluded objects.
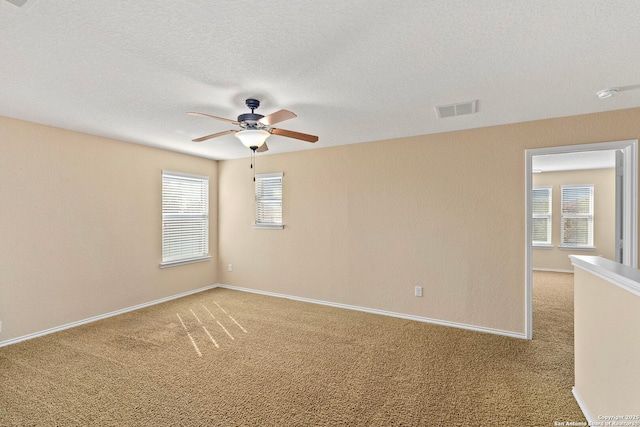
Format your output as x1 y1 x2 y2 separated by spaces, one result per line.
435 100 478 119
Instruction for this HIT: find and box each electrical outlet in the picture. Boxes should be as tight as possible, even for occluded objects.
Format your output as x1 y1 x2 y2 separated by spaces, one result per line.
415 286 423 297
228 264 233 272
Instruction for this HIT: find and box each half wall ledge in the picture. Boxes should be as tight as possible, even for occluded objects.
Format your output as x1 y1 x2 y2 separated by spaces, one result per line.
569 255 640 297
569 254 640 423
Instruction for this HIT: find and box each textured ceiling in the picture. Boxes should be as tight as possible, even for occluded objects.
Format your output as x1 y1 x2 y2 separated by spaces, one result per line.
1 1 640 160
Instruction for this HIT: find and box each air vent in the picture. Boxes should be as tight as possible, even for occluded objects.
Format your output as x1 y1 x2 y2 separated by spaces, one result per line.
435 100 478 119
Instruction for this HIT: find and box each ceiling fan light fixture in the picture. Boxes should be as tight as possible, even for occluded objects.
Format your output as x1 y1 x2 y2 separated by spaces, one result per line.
235 129 270 149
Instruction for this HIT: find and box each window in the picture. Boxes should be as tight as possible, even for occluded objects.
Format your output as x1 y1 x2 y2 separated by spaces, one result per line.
161 171 210 267
254 172 283 229
560 185 594 248
532 186 552 246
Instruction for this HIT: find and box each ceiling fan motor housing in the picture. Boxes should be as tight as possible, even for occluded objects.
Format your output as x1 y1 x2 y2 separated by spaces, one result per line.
237 112 265 127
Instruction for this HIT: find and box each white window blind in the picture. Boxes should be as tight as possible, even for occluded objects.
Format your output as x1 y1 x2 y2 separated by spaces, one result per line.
532 186 552 246
255 172 283 229
161 171 210 267
561 185 594 248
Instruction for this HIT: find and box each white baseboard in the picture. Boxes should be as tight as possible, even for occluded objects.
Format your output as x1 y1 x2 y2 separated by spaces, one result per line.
533 268 574 273
1 282 528 347
218 284 527 340
572 387 595 425
0 284 220 348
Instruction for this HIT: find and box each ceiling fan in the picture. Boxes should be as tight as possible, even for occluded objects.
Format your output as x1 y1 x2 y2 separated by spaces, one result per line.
188 98 318 152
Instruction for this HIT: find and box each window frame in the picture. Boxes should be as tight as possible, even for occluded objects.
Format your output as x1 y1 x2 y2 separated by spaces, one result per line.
560 184 595 250
532 186 553 248
160 170 211 268
254 172 284 229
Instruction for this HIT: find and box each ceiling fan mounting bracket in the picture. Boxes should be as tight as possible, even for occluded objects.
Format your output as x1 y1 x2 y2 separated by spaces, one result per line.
245 98 260 112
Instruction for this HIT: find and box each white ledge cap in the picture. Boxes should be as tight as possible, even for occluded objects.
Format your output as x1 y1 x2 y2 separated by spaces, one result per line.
570 255 640 297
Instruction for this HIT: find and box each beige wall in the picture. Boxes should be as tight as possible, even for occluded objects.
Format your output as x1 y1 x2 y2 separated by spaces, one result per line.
573 263 640 416
2 107 639 342
532 168 616 271
219 107 640 335
0 116 218 342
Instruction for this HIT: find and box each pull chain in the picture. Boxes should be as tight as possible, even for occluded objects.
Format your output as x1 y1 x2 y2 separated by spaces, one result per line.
250 147 257 181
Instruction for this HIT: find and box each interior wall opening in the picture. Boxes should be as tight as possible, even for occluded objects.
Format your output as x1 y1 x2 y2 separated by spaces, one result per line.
524 140 638 339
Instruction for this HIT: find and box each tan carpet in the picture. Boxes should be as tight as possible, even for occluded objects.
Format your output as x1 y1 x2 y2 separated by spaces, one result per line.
0 272 585 426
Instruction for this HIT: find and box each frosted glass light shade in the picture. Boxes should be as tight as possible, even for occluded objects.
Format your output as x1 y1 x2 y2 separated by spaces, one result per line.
235 129 270 148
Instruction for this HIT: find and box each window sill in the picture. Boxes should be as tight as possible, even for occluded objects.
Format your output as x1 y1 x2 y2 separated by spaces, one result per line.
558 246 595 251
160 255 211 268
253 224 284 230
532 244 554 249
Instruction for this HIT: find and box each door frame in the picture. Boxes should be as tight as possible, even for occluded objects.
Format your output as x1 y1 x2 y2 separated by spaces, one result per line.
524 139 638 340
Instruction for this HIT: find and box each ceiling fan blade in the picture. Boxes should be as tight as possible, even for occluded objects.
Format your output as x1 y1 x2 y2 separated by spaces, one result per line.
270 127 318 143
188 111 239 125
192 129 237 142
259 109 297 126
257 142 269 153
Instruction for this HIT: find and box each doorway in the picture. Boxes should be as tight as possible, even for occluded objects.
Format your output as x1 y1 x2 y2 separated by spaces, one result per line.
525 140 638 339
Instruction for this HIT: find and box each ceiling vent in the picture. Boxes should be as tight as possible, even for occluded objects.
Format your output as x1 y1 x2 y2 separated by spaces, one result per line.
435 100 478 119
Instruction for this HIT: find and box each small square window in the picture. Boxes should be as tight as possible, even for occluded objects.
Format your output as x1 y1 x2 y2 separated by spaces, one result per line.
254 172 283 229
